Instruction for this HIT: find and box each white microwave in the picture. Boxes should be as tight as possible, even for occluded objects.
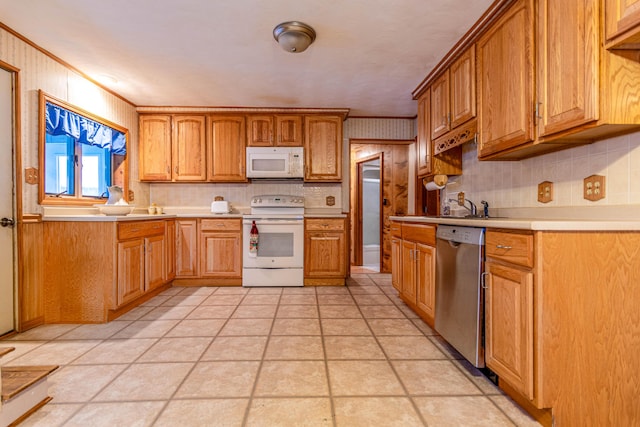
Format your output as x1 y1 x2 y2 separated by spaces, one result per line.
246 147 304 179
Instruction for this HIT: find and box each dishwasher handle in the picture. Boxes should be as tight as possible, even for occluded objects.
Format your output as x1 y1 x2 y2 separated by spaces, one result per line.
481 272 489 289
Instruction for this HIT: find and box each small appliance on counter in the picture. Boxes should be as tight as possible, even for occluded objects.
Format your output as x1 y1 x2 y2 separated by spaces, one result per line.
211 196 232 214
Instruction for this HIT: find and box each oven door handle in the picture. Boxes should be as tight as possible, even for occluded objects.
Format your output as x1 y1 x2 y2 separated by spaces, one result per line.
243 220 303 225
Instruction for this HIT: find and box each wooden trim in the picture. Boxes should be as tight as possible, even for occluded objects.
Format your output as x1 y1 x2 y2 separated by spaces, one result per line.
21 214 42 223
354 153 383 267
6 396 53 427
412 0 518 98
137 106 350 119
171 278 242 286
0 23 136 107
304 278 345 286
349 138 414 145
347 115 417 120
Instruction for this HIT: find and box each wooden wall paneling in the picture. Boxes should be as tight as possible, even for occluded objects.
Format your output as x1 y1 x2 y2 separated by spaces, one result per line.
18 219 44 331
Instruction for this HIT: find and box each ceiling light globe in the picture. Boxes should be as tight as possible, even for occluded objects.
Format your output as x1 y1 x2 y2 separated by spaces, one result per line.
273 21 316 53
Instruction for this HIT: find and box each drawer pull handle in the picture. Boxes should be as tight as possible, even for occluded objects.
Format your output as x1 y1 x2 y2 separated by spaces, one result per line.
496 244 512 249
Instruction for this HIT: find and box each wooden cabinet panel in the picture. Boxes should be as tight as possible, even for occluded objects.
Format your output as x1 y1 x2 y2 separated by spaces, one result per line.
485 261 534 400
486 230 534 268
247 115 303 147
415 243 436 319
247 115 274 147
536 0 599 137
176 219 198 277
605 0 640 47
165 220 176 282
391 236 402 292
118 220 164 240
401 223 436 246
304 116 343 182
305 232 347 277
430 72 450 140
305 218 345 232
139 115 172 181
207 115 246 182
172 115 206 181
199 232 242 278
145 234 165 291
416 91 431 176
450 46 476 129
117 239 145 307
401 240 417 303
200 218 242 232
477 0 535 158
275 115 303 146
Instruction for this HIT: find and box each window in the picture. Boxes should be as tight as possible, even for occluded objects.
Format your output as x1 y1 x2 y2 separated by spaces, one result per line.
39 91 128 205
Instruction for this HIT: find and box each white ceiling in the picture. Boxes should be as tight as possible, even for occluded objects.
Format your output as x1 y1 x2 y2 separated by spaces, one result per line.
0 0 493 117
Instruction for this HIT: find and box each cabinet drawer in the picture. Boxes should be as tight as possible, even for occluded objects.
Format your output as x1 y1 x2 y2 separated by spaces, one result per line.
402 223 436 246
200 218 242 232
391 221 402 238
305 218 345 231
118 220 165 240
486 230 534 268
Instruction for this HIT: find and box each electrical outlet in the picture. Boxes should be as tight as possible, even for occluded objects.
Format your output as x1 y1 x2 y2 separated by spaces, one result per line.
537 181 553 203
25 167 39 185
583 175 605 202
457 191 465 206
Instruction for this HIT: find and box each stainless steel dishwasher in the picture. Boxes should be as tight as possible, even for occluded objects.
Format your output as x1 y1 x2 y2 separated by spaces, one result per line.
435 225 485 368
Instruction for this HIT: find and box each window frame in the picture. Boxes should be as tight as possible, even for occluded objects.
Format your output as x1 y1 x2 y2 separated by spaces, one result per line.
38 91 129 206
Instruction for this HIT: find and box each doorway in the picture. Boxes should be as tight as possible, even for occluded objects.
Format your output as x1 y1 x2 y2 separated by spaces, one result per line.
0 66 16 335
355 154 383 272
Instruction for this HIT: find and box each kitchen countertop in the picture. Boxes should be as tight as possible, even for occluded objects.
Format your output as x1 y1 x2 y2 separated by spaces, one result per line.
390 215 640 231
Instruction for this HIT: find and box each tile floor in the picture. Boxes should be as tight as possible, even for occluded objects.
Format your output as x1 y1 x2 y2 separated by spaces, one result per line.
1 273 540 427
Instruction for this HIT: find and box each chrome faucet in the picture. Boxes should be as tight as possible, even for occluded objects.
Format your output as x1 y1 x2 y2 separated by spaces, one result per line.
463 199 478 217
481 200 489 218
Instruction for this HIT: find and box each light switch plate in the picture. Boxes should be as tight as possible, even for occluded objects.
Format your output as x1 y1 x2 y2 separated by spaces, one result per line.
537 181 553 203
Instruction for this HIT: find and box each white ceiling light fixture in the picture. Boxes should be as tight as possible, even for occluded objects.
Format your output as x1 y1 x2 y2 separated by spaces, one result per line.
273 21 316 53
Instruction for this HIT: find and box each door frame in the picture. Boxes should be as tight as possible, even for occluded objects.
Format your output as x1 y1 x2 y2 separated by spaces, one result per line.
0 60 22 335
354 153 383 267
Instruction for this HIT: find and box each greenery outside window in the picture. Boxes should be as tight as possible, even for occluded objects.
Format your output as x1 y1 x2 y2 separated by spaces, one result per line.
39 91 128 205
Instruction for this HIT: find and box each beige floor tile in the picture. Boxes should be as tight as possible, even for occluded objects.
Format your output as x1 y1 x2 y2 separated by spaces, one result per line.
429 335 465 359
178 286 216 296
455 359 503 395
315 286 350 294
6 324 80 341
324 336 385 360
7 340 100 366
140 294 173 306
328 360 405 396
414 396 514 426
95 362 193 401
393 360 481 395
367 319 422 336
246 398 333 427
319 305 363 319
155 398 249 427
232 304 278 318
321 318 371 335
160 287 183 295
219 318 273 336
140 305 195 320
213 287 249 295
72 338 157 364
271 318 321 335
201 294 245 305
411 318 437 334
282 286 316 294
187 305 237 319
63 401 165 427
202 336 268 361
264 336 324 360
176 361 260 398
348 286 385 295
318 294 356 305
279 294 318 305
255 360 329 396
17 403 82 427
0 342 45 365
377 336 446 360
359 305 406 319
164 318 227 337
242 294 281 305
137 337 212 362
49 364 127 402
333 397 424 427
116 305 155 320
56 321 132 340
111 319 180 339
162 294 209 306
248 287 283 294
276 304 319 318
489 395 541 426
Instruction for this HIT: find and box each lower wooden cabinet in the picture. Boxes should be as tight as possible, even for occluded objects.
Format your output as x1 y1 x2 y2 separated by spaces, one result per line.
116 239 145 307
390 222 402 292
176 219 199 277
304 217 348 285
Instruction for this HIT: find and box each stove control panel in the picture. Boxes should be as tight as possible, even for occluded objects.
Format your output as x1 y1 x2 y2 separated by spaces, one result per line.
251 195 305 208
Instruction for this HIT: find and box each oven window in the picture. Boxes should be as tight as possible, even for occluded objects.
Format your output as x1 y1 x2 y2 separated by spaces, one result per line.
252 158 285 171
258 232 294 257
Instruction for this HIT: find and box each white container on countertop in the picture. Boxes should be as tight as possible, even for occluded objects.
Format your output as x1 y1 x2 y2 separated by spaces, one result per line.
211 200 231 214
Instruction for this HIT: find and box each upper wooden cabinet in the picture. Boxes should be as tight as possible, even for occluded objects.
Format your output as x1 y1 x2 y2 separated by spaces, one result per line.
139 115 206 181
304 115 343 182
477 0 535 159
247 114 303 147
605 0 640 48
207 115 247 182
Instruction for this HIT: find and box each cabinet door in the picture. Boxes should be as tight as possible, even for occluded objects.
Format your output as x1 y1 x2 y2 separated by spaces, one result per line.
247 115 274 147
415 243 436 320
176 219 198 277
430 72 450 140
139 115 172 181
172 115 207 181
117 239 145 307
450 46 476 129
165 220 176 281
207 115 247 182
275 115 303 146
200 232 242 277
477 0 534 158
145 234 165 291
400 240 417 303
304 116 343 182
605 0 640 42
391 237 402 292
304 231 346 277
485 261 534 400
416 91 431 176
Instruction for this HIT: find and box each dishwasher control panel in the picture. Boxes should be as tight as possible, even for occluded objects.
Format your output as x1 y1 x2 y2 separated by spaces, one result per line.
436 225 485 245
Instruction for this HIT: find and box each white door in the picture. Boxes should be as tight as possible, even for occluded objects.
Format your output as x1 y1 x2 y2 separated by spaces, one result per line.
0 67 15 335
